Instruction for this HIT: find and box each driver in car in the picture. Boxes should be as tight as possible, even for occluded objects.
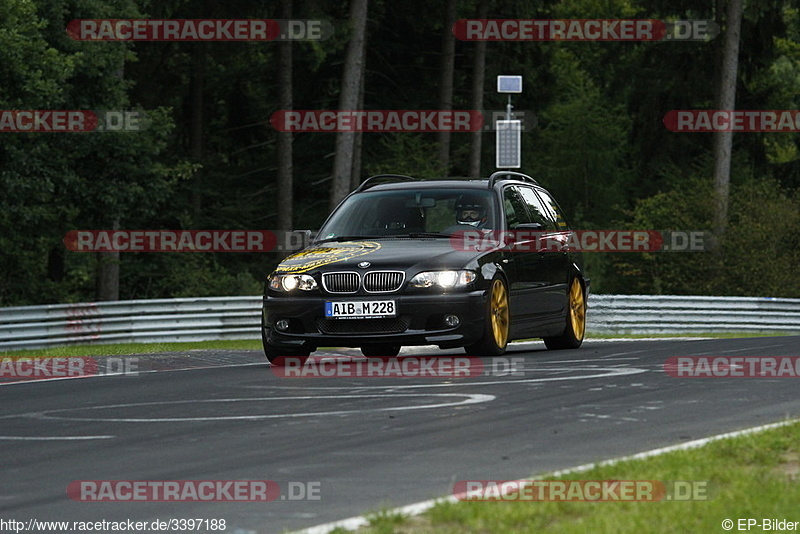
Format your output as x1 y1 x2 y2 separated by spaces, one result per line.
455 196 488 228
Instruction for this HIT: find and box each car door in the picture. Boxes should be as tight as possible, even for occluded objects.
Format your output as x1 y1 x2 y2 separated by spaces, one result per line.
502 186 552 327
518 186 570 317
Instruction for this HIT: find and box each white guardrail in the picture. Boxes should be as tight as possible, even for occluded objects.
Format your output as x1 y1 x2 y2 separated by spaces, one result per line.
0 294 799 351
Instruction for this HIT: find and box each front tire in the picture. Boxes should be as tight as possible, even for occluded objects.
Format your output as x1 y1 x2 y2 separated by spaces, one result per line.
543 277 586 350
465 277 510 356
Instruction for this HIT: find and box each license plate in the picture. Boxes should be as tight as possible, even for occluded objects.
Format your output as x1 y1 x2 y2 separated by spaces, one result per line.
325 300 396 319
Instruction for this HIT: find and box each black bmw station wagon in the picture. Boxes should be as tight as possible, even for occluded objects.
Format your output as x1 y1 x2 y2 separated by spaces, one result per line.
262 171 588 363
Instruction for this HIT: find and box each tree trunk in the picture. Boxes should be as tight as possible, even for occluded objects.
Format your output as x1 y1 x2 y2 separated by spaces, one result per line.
330 0 369 210
437 0 457 175
468 0 488 177
277 0 293 232
350 60 366 190
712 0 743 237
47 246 64 282
96 218 119 301
191 46 205 221
96 58 125 301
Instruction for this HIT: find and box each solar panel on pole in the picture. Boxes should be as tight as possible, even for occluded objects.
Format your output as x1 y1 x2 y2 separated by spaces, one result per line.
496 119 521 168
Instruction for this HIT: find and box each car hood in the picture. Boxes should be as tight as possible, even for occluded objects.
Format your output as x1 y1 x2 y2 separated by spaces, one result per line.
274 239 484 274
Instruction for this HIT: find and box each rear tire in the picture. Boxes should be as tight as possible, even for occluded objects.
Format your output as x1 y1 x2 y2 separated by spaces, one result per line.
465 277 510 356
543 277 586 350
360 344 401 357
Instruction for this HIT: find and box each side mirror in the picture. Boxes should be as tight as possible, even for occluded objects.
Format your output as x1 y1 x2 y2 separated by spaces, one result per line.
510 222 545 247
514 222 544 232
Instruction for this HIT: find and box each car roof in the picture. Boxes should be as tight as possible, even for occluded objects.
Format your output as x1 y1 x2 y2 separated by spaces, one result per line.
364 179 490 192
354 173 544 194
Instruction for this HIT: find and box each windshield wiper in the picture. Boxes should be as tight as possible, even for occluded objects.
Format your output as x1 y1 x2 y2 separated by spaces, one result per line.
316 235 384 243
400 232 451 238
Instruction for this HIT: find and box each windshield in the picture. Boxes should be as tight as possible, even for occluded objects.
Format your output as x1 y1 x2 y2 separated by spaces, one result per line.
317 188 498 240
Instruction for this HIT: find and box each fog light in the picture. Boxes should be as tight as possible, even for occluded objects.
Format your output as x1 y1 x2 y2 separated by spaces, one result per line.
276 319 290 332
444 314 460 327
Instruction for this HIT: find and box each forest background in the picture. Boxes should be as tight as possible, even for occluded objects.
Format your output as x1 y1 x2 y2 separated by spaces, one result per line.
1 0 798 306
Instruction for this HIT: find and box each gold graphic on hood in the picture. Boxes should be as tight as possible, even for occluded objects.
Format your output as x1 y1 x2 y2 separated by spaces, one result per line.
276 241 382 273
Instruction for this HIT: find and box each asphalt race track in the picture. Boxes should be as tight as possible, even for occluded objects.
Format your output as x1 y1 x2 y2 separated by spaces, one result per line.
1 336 799 533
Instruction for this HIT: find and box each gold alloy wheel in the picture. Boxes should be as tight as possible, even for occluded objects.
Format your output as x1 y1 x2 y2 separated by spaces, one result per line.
490 279 510 348
569 278 586 340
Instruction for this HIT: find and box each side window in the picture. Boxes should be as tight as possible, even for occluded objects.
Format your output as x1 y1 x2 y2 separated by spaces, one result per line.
503 187 531 229
518 187 556 231
535 189 569 230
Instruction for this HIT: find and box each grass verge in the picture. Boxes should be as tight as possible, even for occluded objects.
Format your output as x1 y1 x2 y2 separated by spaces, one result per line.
355 420 800 533
0 339 262 359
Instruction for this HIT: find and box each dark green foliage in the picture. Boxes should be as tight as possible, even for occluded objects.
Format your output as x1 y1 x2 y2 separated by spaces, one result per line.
1 0 798 304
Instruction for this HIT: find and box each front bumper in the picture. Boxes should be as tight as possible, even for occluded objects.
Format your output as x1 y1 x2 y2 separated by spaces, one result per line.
263 290 488 350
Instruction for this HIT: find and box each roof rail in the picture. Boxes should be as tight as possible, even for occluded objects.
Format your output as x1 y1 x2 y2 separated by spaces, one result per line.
487 170 539 189
354 174 418 193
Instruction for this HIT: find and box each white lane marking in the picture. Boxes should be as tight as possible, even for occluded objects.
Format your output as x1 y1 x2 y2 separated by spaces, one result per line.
600 352 649 359
0 335 720 388
577 413 641 423
252 366 648 391
0 435 115 441
0 373 126 387
0 362 267 387
0 366 642 421
583 336 718 343
536 358 639 363
508 337 714 345
293 417 800 534
714 343 788 354
22 393 495 423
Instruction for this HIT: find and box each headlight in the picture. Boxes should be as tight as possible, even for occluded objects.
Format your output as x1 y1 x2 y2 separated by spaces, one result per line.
409 270 476 289
268 273 318 292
